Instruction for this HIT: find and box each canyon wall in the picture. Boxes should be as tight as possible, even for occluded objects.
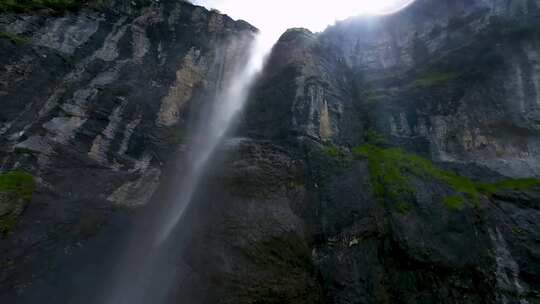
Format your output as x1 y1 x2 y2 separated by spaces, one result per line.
1 0 540 303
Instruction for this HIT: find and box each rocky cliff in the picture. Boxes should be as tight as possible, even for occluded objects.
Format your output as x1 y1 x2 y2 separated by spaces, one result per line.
1 0 540 303
0 0 255 302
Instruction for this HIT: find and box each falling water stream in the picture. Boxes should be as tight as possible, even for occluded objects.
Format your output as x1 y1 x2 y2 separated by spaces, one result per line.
100 2 421 302
102 32 274 304
156 33 273 244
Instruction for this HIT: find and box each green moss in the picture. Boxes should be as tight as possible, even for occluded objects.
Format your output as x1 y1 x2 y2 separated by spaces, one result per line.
477 178 540 196
510 225 525 236
0 0 86 14
364 129 387 147
443 196 465 211
353 145 540 212
412 72 460 88
0 171 35 235
0 31 26 44
324 146 342 158
352 145 415 209
396 202 412 215
0 171 34 200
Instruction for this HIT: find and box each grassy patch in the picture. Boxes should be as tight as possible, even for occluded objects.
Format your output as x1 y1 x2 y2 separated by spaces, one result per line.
0 31 26 44
0 0 86 14
324 146 343 158
412 72 460 88
323 146 353 169
353 145 540 211
352 145 417 208
0 171 35 235
443 195 465 211
477 178 540 196
364 129 387 146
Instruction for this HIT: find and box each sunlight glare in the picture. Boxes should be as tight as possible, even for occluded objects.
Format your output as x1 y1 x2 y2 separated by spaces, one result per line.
193 0 416 43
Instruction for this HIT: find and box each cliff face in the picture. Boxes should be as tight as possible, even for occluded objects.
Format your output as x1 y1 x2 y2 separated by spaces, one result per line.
1 0 540 303
246 0 540 177
200 0 540 303
0 0 255 301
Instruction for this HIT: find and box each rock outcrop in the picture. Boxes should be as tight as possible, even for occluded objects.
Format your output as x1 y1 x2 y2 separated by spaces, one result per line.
194 0 540 303
0 0 255 301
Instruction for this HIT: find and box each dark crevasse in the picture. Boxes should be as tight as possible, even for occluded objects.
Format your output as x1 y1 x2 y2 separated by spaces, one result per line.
1 0 540 303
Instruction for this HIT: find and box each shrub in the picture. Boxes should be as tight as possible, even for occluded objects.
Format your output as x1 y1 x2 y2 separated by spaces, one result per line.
0 171 35 235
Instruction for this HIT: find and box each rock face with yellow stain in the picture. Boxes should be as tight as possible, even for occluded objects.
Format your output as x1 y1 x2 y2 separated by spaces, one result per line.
0 0 255 301
210 0 540 303
156 47 205 127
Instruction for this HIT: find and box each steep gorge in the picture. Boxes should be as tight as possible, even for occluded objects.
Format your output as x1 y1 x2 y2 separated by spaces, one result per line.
1 0 540 303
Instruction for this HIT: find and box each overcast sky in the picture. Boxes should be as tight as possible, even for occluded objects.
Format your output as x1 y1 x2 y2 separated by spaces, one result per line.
192 0 416 42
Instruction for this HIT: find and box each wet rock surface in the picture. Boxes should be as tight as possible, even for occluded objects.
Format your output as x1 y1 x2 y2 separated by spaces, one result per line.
225 0 540 302
0 0 255 301
1 0 540 303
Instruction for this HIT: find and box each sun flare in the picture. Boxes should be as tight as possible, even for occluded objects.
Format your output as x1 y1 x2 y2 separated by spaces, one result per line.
193 0 416 42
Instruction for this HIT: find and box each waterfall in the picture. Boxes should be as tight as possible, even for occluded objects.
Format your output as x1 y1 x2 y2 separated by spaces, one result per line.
156 33 273 244
102 32 274 304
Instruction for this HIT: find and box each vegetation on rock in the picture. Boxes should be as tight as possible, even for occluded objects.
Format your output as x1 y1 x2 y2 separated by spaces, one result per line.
0 0 89 13
443 195 465 211
477 178 540 196
0 171 35 235
323 146 343 158
0 31 26 44
364 128 388 146
352 144 540 211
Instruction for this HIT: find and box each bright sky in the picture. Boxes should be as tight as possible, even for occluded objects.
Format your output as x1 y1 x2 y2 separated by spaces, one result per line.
192 0 416 43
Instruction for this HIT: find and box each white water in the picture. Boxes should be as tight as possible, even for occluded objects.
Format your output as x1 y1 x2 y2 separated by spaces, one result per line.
100 1 425 300
101 1 426 301
156 32 274 244
103 32 275 304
